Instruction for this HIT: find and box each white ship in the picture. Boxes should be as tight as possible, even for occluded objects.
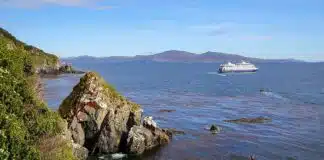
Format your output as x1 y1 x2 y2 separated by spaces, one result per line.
218 61 258 73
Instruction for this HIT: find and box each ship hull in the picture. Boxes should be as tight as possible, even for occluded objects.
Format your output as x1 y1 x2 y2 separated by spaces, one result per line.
218 69 258 73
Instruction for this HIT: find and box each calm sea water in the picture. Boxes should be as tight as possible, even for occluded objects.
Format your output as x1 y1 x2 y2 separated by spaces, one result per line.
42 62 324 160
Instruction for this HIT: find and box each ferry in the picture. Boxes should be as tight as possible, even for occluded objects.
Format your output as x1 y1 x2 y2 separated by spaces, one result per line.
218 61 258 73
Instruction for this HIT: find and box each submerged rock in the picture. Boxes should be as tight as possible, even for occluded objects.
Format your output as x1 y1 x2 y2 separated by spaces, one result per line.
165 128 185 135
126 117 170 155
158 109 176 113
224 117 271 124
209 124 221 134
59 72 142 154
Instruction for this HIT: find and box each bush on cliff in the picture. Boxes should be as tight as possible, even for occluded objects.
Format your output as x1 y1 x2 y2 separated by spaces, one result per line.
0 28 74 159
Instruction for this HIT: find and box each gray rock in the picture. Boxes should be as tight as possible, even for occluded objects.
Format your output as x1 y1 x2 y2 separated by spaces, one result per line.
126 117 171 155
72 143 89 160
59 72 142 153
143 116 157 130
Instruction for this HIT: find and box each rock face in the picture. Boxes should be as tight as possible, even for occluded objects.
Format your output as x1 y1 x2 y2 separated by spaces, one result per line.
126 117 170 155
59 72 167 156
58 120 89 159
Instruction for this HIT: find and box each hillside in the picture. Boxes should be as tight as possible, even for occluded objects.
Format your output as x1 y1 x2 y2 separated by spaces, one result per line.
0 27 75 159
64 50 301 63
0 28 59 69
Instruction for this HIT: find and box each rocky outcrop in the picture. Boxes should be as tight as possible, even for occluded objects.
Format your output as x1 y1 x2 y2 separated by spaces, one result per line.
58 72 171 157
58 72 147 155
126 116 170 155
37 63 84 75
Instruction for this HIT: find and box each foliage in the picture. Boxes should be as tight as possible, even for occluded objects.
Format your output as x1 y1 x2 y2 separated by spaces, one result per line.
0 27 74 159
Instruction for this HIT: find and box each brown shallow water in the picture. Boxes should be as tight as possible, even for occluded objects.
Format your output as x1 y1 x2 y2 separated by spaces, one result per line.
42 62 324 160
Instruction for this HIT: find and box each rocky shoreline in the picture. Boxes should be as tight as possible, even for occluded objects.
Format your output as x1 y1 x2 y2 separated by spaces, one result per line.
37 63 85 75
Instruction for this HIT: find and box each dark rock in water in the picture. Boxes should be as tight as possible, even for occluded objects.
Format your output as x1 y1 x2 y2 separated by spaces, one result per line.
59 72 170 157
209 124 221 134
158 109 176 113
249 155 256 160
224 117 271 124
228 154 256 160
126 116 171 155
165 128 185 135
59 72 142 154
259 88 271 93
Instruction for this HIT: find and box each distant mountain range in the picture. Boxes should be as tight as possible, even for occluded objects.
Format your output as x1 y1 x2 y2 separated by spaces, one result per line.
62 50 302 63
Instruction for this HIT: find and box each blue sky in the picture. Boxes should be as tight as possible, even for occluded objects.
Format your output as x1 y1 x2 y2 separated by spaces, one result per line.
1 0 324 61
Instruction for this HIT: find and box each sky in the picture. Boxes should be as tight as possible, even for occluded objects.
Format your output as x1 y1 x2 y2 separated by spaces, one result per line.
0 0 324 61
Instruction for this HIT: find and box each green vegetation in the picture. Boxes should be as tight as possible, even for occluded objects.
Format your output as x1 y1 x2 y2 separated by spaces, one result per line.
0 28 58 68
0 27 74 159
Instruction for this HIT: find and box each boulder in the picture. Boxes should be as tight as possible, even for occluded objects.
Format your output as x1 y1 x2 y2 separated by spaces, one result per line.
59 72 142 153
72 143 89 160
143 116 157 130
126 117 171 155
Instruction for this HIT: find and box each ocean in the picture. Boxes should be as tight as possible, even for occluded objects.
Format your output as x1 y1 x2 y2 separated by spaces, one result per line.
42 62 324 160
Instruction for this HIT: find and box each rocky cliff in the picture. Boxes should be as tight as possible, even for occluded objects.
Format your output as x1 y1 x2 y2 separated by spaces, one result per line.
59 72 171 156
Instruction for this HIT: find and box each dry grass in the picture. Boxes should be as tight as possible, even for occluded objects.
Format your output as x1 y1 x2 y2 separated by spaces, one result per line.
38 135 75 160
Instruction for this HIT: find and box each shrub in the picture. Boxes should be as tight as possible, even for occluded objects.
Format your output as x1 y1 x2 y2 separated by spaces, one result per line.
0 27 71 159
